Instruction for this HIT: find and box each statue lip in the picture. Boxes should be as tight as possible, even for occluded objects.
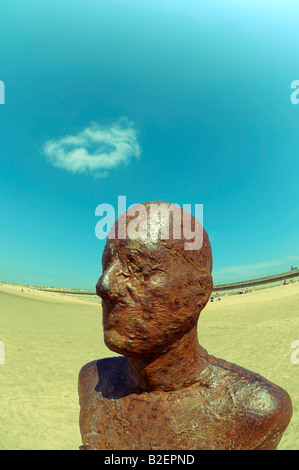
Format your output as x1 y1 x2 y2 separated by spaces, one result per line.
102 298 129 311
102 301 129 329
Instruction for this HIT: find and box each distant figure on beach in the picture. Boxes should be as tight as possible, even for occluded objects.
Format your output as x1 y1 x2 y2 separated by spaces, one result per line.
79 202 292 450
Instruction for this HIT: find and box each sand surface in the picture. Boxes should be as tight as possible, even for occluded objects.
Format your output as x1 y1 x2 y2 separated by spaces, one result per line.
0 282 298 450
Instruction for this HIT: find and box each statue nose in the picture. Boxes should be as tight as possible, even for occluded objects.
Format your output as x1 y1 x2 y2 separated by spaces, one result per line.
96 273 110 300
96 263 124 301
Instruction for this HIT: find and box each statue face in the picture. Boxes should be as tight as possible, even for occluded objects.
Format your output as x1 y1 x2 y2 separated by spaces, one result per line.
96 236 212 358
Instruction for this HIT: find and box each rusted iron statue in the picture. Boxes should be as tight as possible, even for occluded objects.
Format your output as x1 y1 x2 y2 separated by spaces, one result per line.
79 202 292 450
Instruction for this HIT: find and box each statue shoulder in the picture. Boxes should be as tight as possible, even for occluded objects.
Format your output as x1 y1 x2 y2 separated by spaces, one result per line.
208 356 292 449
78 360 99 402
78 356 129 402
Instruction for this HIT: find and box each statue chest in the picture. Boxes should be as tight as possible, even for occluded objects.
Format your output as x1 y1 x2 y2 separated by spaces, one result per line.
80 385 238 450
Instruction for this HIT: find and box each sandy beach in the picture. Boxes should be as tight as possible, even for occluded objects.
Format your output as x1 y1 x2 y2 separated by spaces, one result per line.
0 281 298 450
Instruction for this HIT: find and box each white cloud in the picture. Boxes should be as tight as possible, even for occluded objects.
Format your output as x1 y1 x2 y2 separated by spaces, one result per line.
43 118 141 177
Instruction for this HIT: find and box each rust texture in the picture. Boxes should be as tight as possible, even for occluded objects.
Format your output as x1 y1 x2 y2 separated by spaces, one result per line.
79 202 292 450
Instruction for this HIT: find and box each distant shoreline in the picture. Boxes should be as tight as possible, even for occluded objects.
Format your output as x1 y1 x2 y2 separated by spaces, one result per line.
1 269 299 296
212 269 299 295
0 282 96 296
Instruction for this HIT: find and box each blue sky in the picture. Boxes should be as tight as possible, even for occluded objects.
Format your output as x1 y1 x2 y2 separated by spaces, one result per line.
0 0 299 289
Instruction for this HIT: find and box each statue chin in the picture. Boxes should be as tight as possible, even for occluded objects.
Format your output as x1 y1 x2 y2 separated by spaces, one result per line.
104 330 125 353
104 329 137 356
104 329 157 359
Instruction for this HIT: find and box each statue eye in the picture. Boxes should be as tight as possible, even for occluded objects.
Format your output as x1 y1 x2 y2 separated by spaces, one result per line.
102 248 114 270
121 261 131 276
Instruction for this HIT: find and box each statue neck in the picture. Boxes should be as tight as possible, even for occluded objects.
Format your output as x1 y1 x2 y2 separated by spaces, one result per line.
128 326 209 392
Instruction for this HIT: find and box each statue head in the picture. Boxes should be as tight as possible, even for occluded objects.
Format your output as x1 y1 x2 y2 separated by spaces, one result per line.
96 201 213 359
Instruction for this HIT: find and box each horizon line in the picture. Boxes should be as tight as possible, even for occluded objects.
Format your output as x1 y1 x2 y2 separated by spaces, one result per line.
1 268 298 294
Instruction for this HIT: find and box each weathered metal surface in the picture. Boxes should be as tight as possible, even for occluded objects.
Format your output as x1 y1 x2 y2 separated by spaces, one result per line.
79 202 292 450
